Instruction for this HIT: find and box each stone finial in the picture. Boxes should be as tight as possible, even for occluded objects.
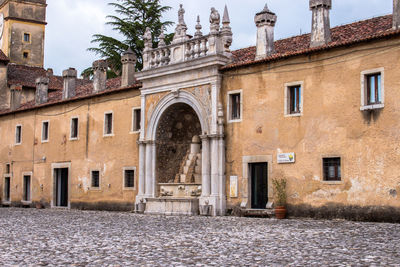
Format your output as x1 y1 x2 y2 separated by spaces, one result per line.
309 0 332 47
254 3 277 59
62 68 77 99
92 60 108 93
143 27 152 51
158 27 166 47
221 5 233 53
394 0 400 29
209 7 220 34
173 4 188 43
121 48 137 88
35 77 49 105
194 16 203 38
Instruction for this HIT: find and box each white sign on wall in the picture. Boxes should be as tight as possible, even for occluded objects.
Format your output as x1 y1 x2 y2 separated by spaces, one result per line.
277 152 295 164
229 176 238 198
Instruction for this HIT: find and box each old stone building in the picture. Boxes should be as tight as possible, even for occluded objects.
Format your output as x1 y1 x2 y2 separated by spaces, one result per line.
1 0 400 221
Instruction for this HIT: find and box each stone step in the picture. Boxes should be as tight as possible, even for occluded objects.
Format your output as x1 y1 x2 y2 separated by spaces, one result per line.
194 174 201 183
194 166 201 173
180 174 186 183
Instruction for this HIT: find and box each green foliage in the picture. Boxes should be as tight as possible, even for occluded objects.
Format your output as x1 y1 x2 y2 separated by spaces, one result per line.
83 0 173 78
272 178 287 207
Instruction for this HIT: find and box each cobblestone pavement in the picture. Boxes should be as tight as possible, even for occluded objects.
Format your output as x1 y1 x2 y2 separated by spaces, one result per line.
1 208 400 266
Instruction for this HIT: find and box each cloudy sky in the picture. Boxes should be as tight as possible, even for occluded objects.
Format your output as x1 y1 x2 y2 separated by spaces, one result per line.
45 0 392 76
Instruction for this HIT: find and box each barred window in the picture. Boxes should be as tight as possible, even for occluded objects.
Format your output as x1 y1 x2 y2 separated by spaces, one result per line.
124 169 135 188
323 158 341 181
91 171 100 188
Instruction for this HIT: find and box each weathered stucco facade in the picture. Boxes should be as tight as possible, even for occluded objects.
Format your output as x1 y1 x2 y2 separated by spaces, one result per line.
1 1 400 221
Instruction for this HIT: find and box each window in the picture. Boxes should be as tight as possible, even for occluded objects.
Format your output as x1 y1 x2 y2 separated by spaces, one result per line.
91 170 100 188
323 158 341 181
4 177 10 202
42 121 49 142
23 52 29 59
361 68 384 110
23 33 30 42
70 117 79 140
124 169 135 188
23 175 31 202
5 163 10 174
132 108 141 132
366 73 381 105
104 112 113 136
289 85 301 114
285 82 303 116
15 125 22 144
227 90 242 122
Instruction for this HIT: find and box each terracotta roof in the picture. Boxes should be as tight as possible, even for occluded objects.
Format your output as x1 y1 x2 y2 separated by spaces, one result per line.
224 15 397 70
0 77 141 116
7 64 65 90
0 49 9 63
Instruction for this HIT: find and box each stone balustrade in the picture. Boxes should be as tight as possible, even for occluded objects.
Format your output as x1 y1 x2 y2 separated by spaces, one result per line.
142 4 232 71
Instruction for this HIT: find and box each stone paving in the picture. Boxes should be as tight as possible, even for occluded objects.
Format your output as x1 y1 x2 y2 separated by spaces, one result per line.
0 208 400 266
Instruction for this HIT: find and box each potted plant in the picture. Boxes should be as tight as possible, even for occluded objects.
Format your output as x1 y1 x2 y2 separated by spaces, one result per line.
272 178 287 219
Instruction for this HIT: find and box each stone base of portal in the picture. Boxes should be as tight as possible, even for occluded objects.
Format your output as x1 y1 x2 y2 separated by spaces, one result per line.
144 197 199 216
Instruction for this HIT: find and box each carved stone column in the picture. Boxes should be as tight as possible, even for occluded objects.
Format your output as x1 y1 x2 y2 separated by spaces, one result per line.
210 136 219 197
137 140 146 197
145 140 155 198
200 135 211 196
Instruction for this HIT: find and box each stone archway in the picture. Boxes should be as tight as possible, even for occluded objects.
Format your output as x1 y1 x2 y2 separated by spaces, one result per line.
155 103 202 185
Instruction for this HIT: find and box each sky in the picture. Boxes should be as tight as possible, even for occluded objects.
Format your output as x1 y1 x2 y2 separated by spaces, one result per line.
45 0 393 76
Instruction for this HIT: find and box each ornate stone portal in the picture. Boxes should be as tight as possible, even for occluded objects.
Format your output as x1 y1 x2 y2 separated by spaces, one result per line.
135 5 232 216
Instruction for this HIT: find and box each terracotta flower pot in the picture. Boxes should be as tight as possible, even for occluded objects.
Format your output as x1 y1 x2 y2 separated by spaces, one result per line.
275 206 287 219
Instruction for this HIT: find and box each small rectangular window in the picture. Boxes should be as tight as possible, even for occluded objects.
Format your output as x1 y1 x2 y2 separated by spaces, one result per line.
366 73 381 105
4 177 10 202
91 171 100 188
23 52 29 59
23 33 30 42
42 121 49 142
15 125 22 144
70 118 78 139
323 158 341 181
132 108 141 132
5 164 10 174
124 169 135 188
289 85 301 114
23 175 31 201
104 113 113 135
230 93 241 120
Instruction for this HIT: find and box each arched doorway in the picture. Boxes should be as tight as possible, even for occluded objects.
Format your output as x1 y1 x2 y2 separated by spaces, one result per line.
156 103 203 197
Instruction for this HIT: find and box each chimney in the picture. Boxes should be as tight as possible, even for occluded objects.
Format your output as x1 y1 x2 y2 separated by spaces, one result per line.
254 4 277 60
10 84 22 111
92 60 108 93
62 68 77 99
35 77 49 105
121 48 137 88
310 0 332 47
394 0 400 29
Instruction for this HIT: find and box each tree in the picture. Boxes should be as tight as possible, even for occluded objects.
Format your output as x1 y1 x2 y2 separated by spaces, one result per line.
82 0 173 78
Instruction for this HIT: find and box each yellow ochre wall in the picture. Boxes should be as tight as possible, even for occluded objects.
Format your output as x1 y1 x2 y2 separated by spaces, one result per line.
222 37 400 216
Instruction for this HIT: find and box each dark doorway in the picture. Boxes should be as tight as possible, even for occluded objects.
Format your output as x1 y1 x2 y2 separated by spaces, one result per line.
23 175 31 201
55 168 68 207
250 163 268 209
4 177 10 202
